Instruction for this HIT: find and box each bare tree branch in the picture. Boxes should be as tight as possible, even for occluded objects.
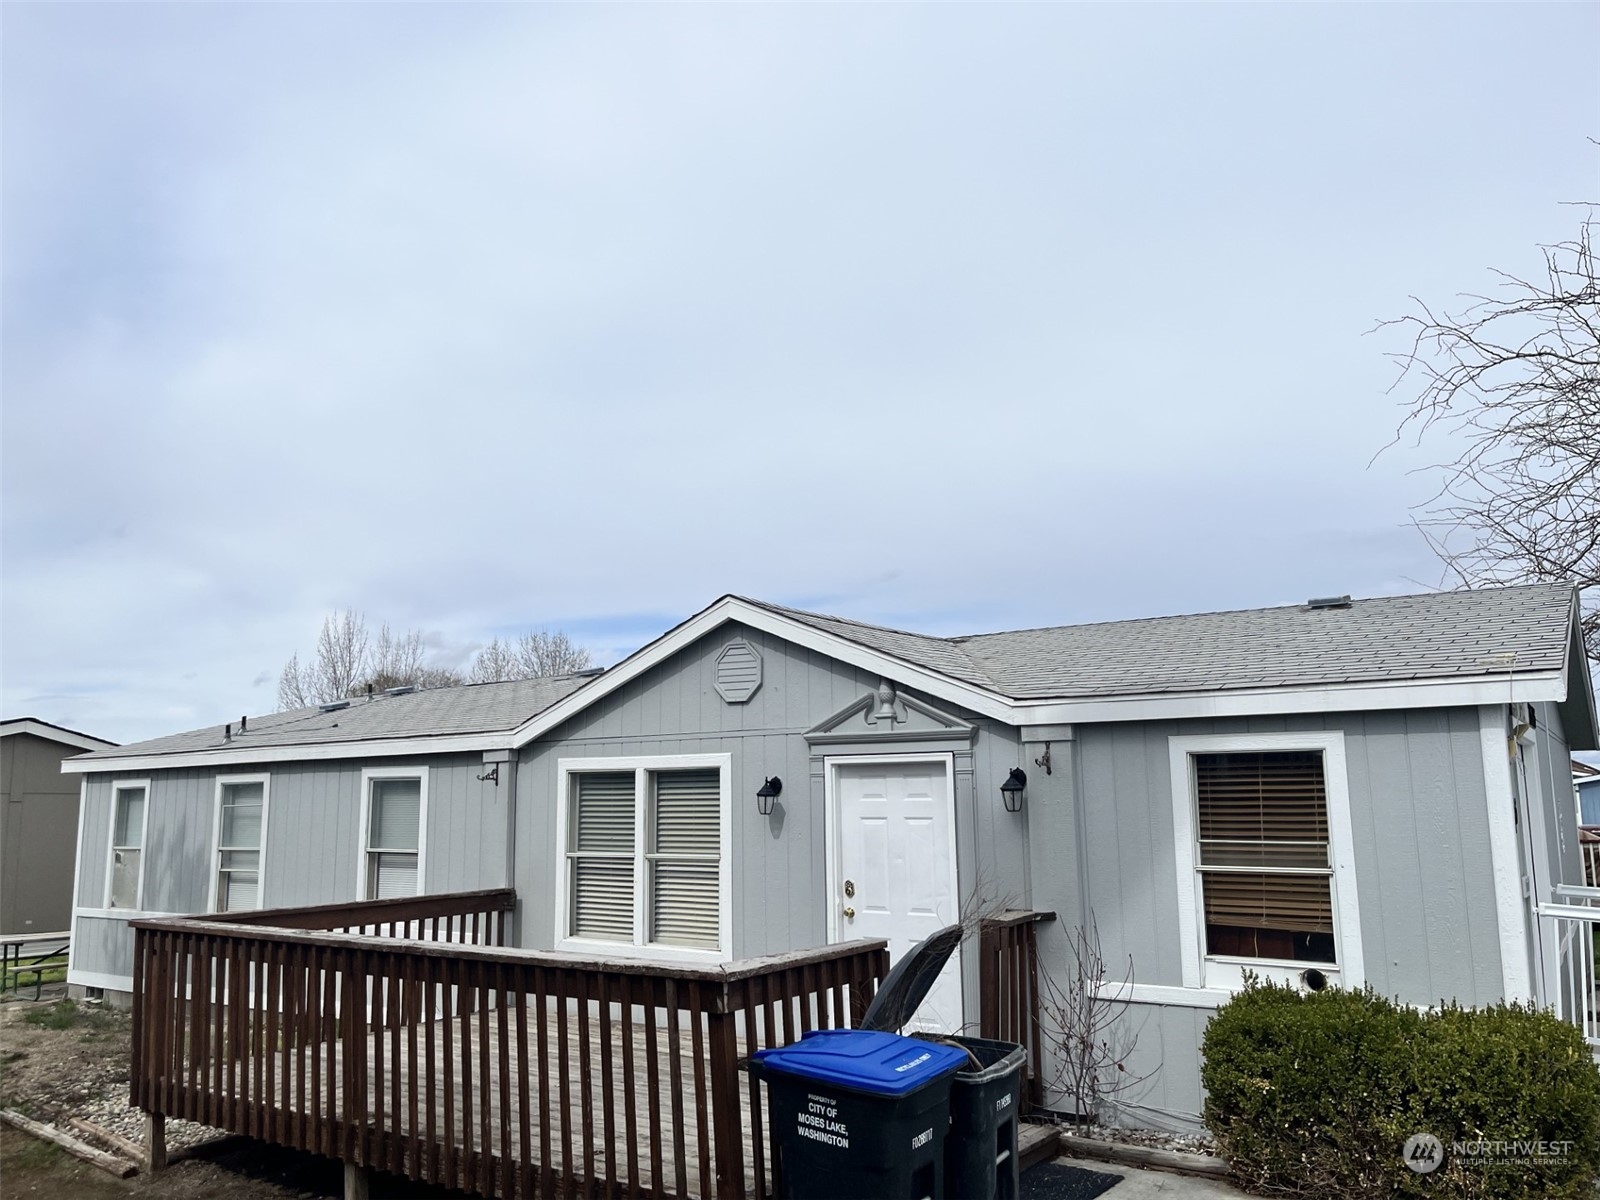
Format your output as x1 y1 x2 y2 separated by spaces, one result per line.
1377 210 1600 657
470 629 593 682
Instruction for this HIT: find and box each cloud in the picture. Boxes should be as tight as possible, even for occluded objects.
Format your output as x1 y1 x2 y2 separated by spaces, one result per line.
4 4 1595 742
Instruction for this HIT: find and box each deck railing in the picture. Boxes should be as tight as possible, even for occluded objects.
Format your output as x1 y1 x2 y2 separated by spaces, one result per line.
130 892 888 1200
977 910 1055 1109
1539 885 1600 1048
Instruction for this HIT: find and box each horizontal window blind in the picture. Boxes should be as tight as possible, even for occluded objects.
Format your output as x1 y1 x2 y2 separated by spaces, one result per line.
573 859 636 940
650 769 721 949
220 783 264 848
653 769 719 857
370 852 418 900
369 779 421 851
652 863 720 947
1196 751 1327 852
1202 871 1334 935
574 773 636 853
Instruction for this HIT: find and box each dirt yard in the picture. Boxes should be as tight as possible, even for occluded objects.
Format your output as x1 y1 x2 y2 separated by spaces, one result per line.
0 992 468 1198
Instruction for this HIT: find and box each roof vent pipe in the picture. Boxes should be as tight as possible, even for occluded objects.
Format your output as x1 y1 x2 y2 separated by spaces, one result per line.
1307 595 1353 609
223 723 232 742
240 715 247 733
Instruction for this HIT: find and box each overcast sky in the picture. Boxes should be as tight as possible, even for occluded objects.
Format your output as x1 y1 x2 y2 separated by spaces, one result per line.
3 4 1596 746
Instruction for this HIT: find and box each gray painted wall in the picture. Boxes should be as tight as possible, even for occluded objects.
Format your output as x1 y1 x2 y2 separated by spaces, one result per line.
1059 706 1500 1128
514 621 1032 970
72 751 506 985
1 733 84 934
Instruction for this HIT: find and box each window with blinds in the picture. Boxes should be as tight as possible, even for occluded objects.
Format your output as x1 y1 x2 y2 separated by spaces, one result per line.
216 780 265 912
565 763 724 953
109 786 146 910
650 769 721 949
1194 751 1335 965
570 772 637 941
366 777 422 900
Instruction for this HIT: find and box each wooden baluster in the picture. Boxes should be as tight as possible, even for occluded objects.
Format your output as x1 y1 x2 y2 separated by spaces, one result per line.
738 979 766 1200
688 980 711 1200
556 969 573 1200
515 975 532 1200
535 966 553 1200
497 962 512 1200
265 941 280 1145
664 978 688 1197
426 965 440 1185
444 958 458 1191
597 971 618 1198
576 968 595 1195
619 972 639 1200
478 959 492 1197
642 979 664 1200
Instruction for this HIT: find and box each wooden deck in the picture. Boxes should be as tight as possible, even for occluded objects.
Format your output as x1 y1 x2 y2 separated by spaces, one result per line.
131 890 1055 1200
291 1001 765 1198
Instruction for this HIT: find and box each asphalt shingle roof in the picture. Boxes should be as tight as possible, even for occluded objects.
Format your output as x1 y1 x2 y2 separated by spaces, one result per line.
78 583 1579 765
74 673 595 763
743 583 1577 700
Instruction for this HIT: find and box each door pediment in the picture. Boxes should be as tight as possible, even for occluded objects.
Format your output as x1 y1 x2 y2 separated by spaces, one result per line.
804 681 976 745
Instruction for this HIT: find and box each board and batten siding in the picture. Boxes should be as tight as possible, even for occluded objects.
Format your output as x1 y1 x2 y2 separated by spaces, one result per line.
1067 706 1499 1129
516 621 1034 965
70 752 505 991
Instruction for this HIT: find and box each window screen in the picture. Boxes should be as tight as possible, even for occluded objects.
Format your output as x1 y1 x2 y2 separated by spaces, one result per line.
570 772 636 941
650 769 721 949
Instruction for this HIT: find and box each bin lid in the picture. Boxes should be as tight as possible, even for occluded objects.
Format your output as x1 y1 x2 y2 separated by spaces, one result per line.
858 923 963 1034
753 1029 967 1097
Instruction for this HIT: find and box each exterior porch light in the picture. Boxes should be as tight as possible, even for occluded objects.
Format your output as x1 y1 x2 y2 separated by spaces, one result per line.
1000 768 1027 813
756 776 782 816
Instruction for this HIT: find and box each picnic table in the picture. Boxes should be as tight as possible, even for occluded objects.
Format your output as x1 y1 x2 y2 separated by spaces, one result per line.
1 931 71 1000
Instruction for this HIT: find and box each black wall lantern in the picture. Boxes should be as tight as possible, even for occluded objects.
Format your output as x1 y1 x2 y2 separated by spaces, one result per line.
1000 767 1027 813
756 776 783 816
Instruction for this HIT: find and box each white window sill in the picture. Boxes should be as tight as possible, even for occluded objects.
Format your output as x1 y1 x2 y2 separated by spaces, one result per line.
555 937 729 967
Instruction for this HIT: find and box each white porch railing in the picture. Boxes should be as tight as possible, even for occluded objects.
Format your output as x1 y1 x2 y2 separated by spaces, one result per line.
1538 885 1600 1047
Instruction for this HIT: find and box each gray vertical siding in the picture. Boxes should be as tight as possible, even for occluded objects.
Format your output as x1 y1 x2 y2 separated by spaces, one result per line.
515 622 1027 963
1066 707 1500 1127
70 751 505 986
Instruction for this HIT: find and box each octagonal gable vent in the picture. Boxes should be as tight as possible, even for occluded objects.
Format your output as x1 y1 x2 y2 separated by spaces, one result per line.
714 640 762 704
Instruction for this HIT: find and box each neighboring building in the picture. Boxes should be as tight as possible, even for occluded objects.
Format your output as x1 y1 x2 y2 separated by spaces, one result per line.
1576 759 1600 826
60 583 1597 1129
1 718 117 935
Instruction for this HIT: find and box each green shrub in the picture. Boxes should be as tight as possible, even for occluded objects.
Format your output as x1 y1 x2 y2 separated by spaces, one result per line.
1201 980 1600 1199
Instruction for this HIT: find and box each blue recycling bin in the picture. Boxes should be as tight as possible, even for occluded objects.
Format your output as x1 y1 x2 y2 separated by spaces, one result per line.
753 1029 968 1200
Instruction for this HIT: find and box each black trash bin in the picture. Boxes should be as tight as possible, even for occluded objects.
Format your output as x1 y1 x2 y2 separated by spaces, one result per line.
752 1028 968 1200
917 1034 1026 1200
858 925 1028 1200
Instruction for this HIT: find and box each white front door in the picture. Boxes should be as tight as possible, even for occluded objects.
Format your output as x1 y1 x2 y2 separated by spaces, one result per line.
830 757 962 1034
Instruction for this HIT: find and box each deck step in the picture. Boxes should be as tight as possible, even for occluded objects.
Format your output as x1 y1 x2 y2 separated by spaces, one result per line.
1018 1123 1062 1172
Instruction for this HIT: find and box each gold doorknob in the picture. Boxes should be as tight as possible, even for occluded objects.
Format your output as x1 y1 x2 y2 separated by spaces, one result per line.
843 906 856 919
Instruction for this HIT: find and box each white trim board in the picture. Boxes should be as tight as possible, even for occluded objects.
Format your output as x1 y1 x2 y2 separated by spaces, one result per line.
67 779 87 981
1480 704 1534 1001
1 719 116 753
67 969 135 994
553 753 734 966
1167 731 1364 993
357 765 430 900
61 731 505 775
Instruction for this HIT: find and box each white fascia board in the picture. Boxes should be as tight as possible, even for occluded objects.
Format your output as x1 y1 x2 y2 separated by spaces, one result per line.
509 597 1019 747
61 731 506 775
1008 670 1570 726
4 720 117 753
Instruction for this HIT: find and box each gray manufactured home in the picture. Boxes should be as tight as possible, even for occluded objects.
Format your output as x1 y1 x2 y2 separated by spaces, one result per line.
62 583 1599 1129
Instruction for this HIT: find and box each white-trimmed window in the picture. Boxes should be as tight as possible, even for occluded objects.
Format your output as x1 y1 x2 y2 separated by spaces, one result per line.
556 754 732 961
210 775 269 912
359 767 428 900
1169 732 1363 993
106 781 150 910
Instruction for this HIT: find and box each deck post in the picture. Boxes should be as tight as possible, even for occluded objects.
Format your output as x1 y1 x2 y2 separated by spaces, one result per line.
344 1161 371 1200
144 1111 166 1172
705 1003 744 1200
